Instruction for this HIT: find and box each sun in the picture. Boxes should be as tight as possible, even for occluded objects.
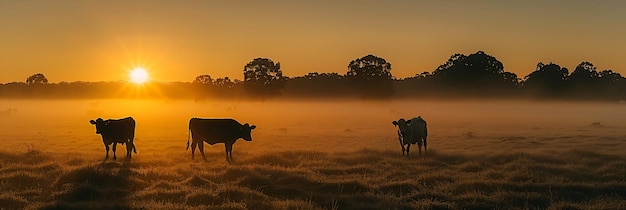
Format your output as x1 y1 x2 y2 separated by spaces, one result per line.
129 68 149 84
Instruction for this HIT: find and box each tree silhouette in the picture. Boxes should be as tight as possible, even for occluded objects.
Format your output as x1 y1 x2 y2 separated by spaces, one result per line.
243 58 287 97
26 73 48 85
1 52 624 101
568 61 600 92
412 71 432 79
523 62 569 97
566 62 626 99
346 54 393 97
597 69 626 100
431 51 517 91
347 55 392 80
303 72 343 80
243 58 286 97
193 75 213 85
283 72 348 98
598 69 623 83
214 77 236 88
570 62 598 81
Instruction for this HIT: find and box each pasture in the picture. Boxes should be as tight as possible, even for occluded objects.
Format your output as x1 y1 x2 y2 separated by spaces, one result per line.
0 99 625 209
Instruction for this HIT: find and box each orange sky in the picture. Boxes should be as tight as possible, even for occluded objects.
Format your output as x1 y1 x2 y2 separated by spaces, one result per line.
1 0 625 83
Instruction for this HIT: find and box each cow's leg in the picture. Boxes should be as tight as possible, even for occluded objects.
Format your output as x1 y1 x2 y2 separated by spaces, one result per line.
191 140 198 160
224 144 229 161
131 131 136 155
198 142 206 160
229 144 234 161
417 140 423 155
423 136 428 155
112 143 117 160
397 131 405 155
406 144 411 157
126 140 133 158
123 141 128 157
104 143 110 159
225 143 233 162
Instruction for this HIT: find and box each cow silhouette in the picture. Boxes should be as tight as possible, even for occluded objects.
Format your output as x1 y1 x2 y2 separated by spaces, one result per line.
187 118 256 162
89 117 137 160
392 116 428 156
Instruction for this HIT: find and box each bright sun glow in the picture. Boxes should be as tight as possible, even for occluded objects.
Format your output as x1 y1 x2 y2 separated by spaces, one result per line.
130 68 149 84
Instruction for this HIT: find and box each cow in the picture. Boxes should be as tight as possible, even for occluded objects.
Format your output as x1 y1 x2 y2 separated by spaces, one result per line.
186 118 256 162
392 116 428 156
89 117 137 160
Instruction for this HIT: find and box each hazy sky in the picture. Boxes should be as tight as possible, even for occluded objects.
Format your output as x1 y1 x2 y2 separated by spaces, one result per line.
1 0 625 83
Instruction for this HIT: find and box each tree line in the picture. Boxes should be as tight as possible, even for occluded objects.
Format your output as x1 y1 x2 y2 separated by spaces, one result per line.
1 51 625 101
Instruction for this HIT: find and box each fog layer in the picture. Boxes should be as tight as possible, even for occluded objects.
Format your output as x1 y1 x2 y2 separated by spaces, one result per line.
1 99 624 157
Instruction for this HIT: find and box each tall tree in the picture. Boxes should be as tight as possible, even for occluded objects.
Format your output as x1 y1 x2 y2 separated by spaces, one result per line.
431 51 517 90
346 54 393 97
243 58 286 97
522 62 569 97
346 55 392 80
26 73 48 85
193 74 213 85
568 62 626 99
569 61 600 90
570 61 598 81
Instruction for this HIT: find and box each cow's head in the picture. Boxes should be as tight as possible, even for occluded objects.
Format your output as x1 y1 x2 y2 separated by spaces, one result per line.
89 118 106 134
241 123 257 141
392 118 411 137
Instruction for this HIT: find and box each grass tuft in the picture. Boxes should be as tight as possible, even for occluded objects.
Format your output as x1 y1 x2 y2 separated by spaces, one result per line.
0 193 28 210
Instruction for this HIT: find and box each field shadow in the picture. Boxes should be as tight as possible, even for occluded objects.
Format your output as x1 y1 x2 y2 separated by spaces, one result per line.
41 160 135 210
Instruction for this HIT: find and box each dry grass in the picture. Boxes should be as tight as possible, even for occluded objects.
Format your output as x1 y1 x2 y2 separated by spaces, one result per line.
0 147 624 210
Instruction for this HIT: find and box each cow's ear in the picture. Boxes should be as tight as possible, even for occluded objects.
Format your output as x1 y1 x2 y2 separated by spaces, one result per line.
406 120 412 124
250 125 256 129
90 120 96 124
392 121 398 126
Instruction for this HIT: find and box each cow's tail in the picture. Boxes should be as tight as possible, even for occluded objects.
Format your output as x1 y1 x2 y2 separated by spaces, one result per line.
186 126 190 151
133 142 138 153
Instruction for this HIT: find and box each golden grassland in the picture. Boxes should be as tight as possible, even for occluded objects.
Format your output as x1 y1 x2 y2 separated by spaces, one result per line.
1 147 624 209
0 100 625 209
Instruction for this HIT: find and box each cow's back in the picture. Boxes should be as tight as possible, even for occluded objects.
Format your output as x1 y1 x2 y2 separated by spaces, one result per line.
404 117 426 144
103 117 135 140
189 118 242 144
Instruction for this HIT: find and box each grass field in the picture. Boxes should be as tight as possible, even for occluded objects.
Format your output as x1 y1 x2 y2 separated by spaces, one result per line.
0 99 625 209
